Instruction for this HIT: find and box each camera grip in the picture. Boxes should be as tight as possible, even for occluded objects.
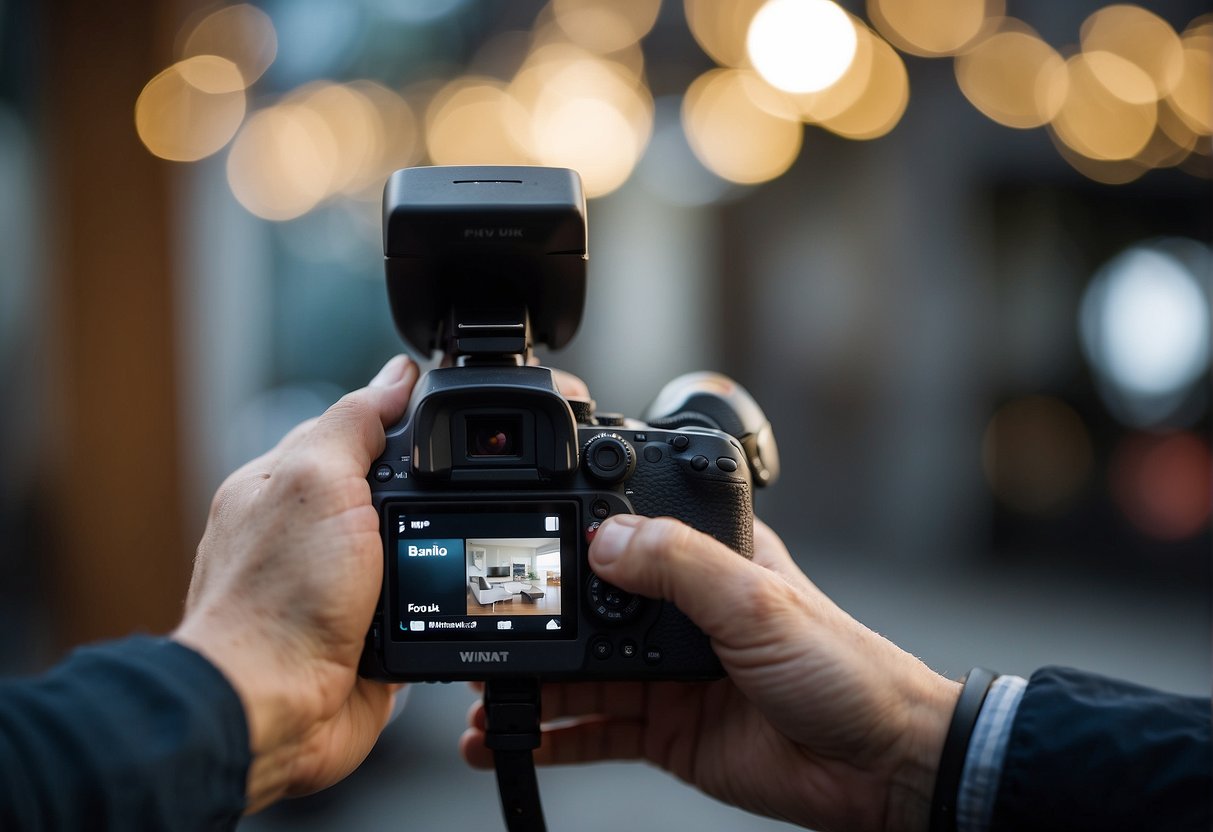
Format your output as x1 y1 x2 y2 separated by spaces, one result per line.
625 462 754 558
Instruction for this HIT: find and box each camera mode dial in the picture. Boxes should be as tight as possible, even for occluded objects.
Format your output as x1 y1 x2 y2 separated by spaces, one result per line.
587 574 643 622
581 433 636 484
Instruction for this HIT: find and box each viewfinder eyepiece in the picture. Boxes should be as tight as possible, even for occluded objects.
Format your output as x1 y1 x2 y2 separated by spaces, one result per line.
467 416 522 457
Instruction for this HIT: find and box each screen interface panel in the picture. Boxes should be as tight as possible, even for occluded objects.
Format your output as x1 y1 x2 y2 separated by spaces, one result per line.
389 502 578 641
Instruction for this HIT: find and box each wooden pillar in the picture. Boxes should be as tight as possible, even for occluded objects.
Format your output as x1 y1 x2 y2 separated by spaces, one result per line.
41 0 192 646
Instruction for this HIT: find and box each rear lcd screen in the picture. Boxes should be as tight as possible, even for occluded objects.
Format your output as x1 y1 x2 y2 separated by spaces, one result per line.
389 501 578 641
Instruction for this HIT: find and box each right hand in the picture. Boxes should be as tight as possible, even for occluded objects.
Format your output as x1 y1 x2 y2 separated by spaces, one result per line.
461 516 960 832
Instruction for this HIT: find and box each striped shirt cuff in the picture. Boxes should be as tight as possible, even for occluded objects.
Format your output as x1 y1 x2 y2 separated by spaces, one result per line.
956 673 1028 832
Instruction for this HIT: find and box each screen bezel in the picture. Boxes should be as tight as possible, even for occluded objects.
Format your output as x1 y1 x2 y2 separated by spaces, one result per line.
386 499 579 642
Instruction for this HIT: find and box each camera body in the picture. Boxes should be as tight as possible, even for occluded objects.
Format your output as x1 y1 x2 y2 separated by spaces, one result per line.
360 166 770 682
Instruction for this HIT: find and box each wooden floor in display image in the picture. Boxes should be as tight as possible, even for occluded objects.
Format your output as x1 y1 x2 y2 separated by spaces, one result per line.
466 583 562 616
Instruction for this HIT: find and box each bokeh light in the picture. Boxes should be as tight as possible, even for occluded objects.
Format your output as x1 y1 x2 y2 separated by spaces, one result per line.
551 0 661 54
1080 240 1211 425
982 396 1093 514
287 82 381 196
682 68 802 184
135 57 247 162
785 17 875 123
955 19 1066 129
139 1 1209 213
813 34 909 140
1168 30 1213 135
1049 53 1157 161
868 0 1003 57
178 3 277 87
1082 50 1158 107
345 81 423 199
425 77 532 167
1135 102 1199 169
1049 131 1148 185
509 43 653 196
1111 432 1212 541
226 104 339 220
747 0 858 94
684 0 768 68
1080 5 1183 101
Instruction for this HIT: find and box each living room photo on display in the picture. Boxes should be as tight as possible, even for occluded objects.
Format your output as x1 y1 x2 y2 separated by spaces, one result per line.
464 537 562 616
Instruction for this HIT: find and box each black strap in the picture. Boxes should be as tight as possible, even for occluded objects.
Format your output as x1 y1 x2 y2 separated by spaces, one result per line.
483 678 546 832
930 667 998 832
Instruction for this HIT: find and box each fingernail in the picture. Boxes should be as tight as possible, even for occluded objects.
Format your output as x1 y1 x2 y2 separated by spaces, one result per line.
590 515 642 565
370 355 408 388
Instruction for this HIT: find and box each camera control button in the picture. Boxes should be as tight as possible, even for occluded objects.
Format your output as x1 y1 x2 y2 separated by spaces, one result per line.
591 638 613 660
596 412 625 426
690 455 709 471
620 639 637 659
716 457 738 473
643 646 662 665
592 500 611 519
671 435 690 451
633 432 647 442
586 521 601 543
374 464 394 482
642 445 662 463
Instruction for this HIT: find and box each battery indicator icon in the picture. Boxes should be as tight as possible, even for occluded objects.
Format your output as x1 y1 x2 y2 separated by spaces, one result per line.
545 515 559 532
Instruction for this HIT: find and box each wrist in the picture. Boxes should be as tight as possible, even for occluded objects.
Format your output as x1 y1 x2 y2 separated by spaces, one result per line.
173 616 320 807
884 671 962 832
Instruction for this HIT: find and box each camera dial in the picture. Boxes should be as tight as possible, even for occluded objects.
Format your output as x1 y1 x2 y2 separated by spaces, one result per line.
581 433 636 484
587 574 643 622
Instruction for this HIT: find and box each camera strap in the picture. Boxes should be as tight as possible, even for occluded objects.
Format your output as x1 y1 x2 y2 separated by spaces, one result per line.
483 678 546 832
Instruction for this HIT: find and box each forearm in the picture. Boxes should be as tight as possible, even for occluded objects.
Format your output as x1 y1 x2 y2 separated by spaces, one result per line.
0 637 249 831
991 667 1212 832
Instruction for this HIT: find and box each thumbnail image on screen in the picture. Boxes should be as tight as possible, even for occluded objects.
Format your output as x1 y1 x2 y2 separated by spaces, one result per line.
464 536 561 616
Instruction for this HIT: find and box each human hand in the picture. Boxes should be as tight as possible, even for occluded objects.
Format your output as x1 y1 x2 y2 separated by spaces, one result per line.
461 516 960 832
174 354 418 812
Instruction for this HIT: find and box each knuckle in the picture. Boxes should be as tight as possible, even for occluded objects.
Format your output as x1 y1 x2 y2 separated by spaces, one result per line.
272 452 328 495
208 473 252 523
327 393 375 427
734 569 797 622
636 517 695 561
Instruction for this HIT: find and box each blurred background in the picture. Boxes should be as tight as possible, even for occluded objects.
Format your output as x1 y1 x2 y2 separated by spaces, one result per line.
1 0 1209 829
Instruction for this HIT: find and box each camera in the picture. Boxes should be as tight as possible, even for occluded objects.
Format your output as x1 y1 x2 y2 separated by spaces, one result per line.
359 165 778 682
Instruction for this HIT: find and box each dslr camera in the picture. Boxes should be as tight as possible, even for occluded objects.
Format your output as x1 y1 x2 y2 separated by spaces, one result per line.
360 166 778 682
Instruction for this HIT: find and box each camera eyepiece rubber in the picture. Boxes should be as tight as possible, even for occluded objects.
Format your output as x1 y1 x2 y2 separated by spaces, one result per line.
582 434 636 484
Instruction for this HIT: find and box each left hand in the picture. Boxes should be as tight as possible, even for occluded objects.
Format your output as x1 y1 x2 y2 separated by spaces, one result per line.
174 354 418 811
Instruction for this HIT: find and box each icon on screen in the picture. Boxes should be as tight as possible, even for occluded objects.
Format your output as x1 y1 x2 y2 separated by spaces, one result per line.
545 516 559 532
409 620 424 632
497 621 513 630
545 619 560 630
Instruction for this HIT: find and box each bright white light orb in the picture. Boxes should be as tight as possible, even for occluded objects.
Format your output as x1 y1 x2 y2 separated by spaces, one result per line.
1080 243 1210 400
747 0 857 94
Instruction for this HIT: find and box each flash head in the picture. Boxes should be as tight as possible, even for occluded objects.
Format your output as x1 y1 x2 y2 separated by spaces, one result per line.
383 166 588 359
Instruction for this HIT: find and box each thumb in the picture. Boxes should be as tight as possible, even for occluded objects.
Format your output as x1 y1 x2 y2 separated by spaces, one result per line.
589 515 787 645
305 355 419 477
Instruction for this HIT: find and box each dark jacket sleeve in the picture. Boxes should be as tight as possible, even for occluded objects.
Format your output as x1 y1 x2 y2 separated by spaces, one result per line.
0 636 250 830
991 665 1211 832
